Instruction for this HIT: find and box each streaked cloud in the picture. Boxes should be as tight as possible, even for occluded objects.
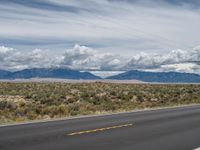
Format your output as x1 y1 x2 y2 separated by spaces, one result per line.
0 0 200 55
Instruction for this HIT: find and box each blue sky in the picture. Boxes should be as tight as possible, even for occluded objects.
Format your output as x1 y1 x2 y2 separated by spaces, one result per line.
0 0 200 73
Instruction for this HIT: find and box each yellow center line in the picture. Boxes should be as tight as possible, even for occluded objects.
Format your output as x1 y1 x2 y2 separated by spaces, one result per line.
67 123 133 136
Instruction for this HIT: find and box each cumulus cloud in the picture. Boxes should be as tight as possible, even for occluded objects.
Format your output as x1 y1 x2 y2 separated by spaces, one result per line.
0 46 61 71
160 63 200 73
125 46 200 69
0 44 126 71
61 44 126 70
0 46 14 59
124 46 200 74
0 46 14 53
1 44 200 75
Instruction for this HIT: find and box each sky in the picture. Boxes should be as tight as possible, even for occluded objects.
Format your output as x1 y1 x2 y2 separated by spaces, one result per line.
0 0 200 74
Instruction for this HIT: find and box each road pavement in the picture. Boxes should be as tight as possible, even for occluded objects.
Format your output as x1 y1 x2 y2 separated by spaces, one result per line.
1 105 200 150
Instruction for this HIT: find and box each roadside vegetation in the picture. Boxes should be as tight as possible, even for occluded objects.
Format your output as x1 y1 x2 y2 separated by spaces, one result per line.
0 82 200 124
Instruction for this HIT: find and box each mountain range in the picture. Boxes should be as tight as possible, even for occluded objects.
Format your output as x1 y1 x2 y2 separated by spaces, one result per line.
0 68 200 83
107 70 200 83
0 68 101 80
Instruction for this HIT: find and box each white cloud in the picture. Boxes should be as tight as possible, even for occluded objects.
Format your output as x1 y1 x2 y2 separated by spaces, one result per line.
0 46 60 71
125 46 200 71
0 46 14 54
2 0 200 74
160 63 200 73
0 44 200 75
1 0 200 54
61 44 126 70
0 45 126 71
0 46 14 61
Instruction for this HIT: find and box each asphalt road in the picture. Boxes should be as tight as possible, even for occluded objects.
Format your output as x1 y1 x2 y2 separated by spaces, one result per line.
1 105 200 150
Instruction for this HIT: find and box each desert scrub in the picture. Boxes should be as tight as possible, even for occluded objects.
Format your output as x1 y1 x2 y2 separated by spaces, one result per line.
0 82 200 124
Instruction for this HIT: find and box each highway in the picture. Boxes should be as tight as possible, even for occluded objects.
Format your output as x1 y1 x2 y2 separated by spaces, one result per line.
1 105 200 150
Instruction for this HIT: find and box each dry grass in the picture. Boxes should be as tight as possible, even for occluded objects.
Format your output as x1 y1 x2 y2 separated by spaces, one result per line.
0 82 200 124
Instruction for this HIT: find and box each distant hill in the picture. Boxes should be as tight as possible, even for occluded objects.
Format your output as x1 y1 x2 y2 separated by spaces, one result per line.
0 70 12 79
0 68 101 80
107 70 200 83
1 69 200 82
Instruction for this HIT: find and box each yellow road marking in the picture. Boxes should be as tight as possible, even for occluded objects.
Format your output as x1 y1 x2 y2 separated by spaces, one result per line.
68 123 133 136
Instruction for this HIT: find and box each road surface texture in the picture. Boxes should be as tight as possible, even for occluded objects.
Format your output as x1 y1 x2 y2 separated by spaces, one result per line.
1 105 200 150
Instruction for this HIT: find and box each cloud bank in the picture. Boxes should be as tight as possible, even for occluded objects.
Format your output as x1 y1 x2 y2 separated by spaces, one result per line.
0 46 60 71
0 44 200 75
126 46 200 69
